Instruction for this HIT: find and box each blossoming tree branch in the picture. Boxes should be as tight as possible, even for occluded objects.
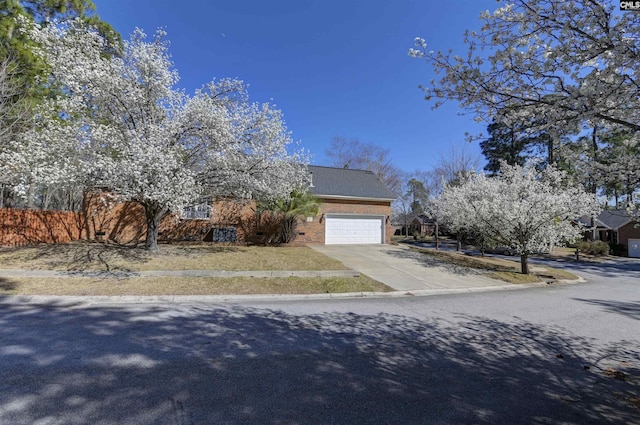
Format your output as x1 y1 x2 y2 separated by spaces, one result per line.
24 21 307 251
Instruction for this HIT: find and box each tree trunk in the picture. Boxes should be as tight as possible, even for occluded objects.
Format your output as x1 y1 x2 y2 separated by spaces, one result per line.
520 253 529 274
404 214 408 237
27 181 36 209
144 203 167 251
435 221 439 250
280 215 297 244
547 128 556 166
456 232 462 251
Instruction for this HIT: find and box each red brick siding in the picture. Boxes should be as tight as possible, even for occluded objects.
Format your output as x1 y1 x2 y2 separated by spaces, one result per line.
83 192 257 244
618 221 640 255
292 198 392 246
83 191 391 246
0 208 84 247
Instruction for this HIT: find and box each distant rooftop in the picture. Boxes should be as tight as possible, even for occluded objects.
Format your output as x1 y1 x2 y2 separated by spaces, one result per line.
307 165 397 200
579 209 637 229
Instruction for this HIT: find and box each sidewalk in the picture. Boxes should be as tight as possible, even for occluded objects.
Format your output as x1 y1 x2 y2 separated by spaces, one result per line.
0 282 547 305
0 269 359 279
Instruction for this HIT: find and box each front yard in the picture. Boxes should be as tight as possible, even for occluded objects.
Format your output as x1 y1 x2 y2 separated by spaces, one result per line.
407 246 580 284
0 242 391 296
0 241 582 296
0 242 350 272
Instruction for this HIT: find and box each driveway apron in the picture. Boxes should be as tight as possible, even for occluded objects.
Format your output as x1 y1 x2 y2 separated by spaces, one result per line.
311 244 510 291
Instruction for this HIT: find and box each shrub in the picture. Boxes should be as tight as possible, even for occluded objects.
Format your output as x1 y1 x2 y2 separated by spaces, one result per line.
576 240 610 256
609 243 625 256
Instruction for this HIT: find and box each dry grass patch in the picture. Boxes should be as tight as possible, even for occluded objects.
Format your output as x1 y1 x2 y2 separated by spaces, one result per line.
547 246 609 262
0 242 348 272
488 271 541 284
0 275 391 296
410 247 579 284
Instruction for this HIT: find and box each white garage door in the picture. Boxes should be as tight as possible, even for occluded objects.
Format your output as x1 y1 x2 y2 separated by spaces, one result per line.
325 215 384 245
629 239 640 258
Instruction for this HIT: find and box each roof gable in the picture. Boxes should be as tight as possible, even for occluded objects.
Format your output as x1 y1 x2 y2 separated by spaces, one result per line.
598 209 636 229
307 165 397 200
581 209 637 230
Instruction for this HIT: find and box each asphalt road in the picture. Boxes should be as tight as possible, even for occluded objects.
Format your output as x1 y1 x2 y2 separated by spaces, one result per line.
1 262 638 424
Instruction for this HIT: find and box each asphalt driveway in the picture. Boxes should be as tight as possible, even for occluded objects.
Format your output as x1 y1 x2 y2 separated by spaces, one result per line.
311 244 514 292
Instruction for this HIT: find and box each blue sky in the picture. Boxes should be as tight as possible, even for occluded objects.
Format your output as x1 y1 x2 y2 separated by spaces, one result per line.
92 0 499 173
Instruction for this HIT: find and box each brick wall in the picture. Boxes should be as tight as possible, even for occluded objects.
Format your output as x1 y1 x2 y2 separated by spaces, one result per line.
2 194 392 247
618 221 640 255
83 191 257 244
0 208 84 247
82 191 391 246
292 198 392 246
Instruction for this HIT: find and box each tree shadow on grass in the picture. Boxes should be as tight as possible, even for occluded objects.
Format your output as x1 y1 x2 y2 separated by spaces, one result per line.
0 277 16 292
0 242 240 273
0 300 637 424
0 242 151 272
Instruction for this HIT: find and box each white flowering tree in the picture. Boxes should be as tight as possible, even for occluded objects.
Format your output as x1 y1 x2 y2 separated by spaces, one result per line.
28 23 307 250
593 133 640 204
436 164 601 274
409 0 640 138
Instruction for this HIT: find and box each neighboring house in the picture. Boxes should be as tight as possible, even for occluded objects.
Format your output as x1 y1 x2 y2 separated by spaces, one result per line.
293 165 397 245
392 213 435 237
83 165 397 246
579 209 640 257
409 214 436 237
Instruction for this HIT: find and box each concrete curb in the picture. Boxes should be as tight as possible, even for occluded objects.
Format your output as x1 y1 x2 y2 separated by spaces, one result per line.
0 280 578 306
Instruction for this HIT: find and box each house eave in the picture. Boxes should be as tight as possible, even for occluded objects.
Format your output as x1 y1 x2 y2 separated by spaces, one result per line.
611 219 634 231
315 194 396 203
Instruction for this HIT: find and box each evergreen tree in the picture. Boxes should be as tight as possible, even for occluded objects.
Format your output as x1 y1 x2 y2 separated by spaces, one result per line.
0 0 120 105
480 120 531 174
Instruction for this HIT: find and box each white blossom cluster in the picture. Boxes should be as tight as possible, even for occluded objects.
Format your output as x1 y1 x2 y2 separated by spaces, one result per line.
435 163 601 273
409 0 640 137
11 20 308 247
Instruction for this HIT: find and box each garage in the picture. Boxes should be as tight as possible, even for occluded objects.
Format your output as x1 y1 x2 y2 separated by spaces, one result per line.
629 239 640 258
325 214 384 245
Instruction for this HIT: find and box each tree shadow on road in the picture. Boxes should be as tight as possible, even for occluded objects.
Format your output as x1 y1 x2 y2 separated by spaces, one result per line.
573 298 640 321
0 300 638 424
532 255 640 280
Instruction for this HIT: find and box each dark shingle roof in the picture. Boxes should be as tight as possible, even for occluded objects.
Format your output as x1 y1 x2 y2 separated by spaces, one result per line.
598 209 635 229
307 165 397 200
579 209 635 229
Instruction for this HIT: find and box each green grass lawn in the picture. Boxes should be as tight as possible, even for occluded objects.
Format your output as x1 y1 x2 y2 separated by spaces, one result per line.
0 242 392 296
0 241 580 296
0 242 349 272
0 275 390 296
408 246 580 284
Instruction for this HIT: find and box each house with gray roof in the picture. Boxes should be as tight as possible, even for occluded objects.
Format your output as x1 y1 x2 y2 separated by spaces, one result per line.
82 165 398 246
579 209 640 257
292 165 397 245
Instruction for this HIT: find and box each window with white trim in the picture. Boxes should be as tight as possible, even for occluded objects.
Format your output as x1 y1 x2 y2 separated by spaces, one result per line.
181 202 211 220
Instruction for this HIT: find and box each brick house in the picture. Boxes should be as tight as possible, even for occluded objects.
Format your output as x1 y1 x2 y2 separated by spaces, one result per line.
401 213 436 237
291 165 397 245
83 165 397 245
579 209 640 257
